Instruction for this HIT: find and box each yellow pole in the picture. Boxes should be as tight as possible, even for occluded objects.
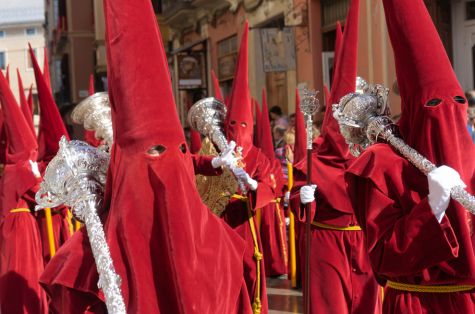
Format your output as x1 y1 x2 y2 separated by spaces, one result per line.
66 209 74 236
287 161 297 288
256 208 262 231
75 219 81 231
44 208 56 258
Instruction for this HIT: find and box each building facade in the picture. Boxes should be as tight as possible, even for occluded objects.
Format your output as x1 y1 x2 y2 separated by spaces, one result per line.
43 0 461 130
161 0 317 123
452 0 475 92
0 0 45 110
45 0 96 109
159 0 402 124
159 0 462 125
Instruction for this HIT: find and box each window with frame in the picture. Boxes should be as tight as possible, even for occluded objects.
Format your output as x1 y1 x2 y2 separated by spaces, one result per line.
0 51 6 70
467 1 475 20
27 48 38 69
217 35 238 82
0 31 5 38
321 0 350 29
26 28 36 36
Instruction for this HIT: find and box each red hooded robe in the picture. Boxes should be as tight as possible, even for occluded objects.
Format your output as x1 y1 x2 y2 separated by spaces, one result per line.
222 21 275 314
17 69 35 135
346 0 475 312
290 1 381 313
0 69 48 314
40 0 253 313
258 88 288 277
29 45 72 263
211 69 224 102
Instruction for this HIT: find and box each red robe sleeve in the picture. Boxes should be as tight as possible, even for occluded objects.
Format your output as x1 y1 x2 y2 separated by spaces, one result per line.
246 150 275 211
192 154 222 176
347 175 459 278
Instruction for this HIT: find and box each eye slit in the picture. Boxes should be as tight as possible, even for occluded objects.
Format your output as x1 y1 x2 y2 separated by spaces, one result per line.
179 143 187 154
147 145 166 157
425 98 442 107
241 122 247 128
454 96 466 104
230 120 237 125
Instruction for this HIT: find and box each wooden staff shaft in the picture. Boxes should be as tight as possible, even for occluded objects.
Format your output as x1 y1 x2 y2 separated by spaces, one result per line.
304 148 312 314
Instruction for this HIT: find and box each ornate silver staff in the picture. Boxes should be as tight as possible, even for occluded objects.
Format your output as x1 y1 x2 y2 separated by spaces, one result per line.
71 92 114 147
333 83 475 215
35 138 126 314
300 88 320 314
188 97 248 193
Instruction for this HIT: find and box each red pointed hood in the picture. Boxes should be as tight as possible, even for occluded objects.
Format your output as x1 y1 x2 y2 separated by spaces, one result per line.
0 70 37 163
102 0 247 311
317 0 359 162
332 21 343 84
5 65 9 85
27 84 33 114
293 89 306 165
253 98 262 147
211 69 224 102
189 129 202 154
225 22 253 157
254 97 262 122
0 70 39 216
294 0 359 215
259 89 275 160
83 74 102 147
43 48 52 90
29 44 70 163
17 69 35 135
383 0 474 184
323 85 331 109
104 4 185 156
88 74 94 95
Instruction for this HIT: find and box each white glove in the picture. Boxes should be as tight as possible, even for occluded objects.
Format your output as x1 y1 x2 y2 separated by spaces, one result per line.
285 217 290 226
428 165 466 223
233 167 258 191
29 160 41 178
284 191 290 206
300 185 317 205
212 140 238 169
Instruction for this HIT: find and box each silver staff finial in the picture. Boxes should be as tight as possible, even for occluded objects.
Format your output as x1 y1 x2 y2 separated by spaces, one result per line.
300 88 320 116
72 92 113 148
300 88 320 150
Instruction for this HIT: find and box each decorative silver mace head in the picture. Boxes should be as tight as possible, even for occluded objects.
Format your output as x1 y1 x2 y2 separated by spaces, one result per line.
333 82 393 156
300 88 320 150
72 92 113 147
300 88 320 117
35 136 110 221
188 97 228 152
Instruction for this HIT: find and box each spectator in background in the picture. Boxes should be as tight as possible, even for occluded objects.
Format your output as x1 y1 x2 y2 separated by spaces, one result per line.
274 124 288 181
283 127 295 164
288 113 296 128
270 105 289 130
466 91 475 143
273 125 287 150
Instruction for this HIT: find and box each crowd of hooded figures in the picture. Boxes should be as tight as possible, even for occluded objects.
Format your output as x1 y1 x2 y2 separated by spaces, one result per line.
0 0 474 313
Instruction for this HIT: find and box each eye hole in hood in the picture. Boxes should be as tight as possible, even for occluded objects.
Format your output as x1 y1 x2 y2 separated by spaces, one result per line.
454 96 466 104
147 145 166 157
425 98 442 107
